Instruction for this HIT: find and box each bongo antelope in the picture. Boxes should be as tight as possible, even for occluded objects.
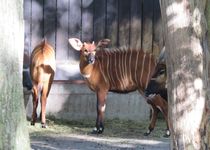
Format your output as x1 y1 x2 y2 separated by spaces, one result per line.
30 39 56 128
69 38 167 135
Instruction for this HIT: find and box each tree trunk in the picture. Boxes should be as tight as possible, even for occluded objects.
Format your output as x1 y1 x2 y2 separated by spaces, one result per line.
0 0 30 149
160 0 209 149
205 0 210 147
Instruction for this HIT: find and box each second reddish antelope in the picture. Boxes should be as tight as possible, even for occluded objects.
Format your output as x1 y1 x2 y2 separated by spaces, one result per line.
30 39 56 128
144 62 169 137
69 38 166 135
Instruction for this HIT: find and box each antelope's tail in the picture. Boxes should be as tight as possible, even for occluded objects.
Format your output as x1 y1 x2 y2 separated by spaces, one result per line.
37 83 43 100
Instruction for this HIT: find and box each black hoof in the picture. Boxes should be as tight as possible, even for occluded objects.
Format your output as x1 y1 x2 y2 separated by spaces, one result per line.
163 134 170 138
41 123 47 128
144 131 151 136
144 129 152 136
97 127 104 134
91 128 98 134
91 127 104 134
144 132 150 136
31 122 35 126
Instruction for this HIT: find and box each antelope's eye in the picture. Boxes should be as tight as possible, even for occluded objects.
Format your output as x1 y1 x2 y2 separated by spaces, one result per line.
83 49 89 55
158 69 165 75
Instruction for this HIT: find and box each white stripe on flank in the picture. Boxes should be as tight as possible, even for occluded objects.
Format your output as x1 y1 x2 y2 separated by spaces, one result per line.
114 52 122 89
129 50 133 84
118 51 124 89
118 52 123 89
140 53 146 87
119 52 125 89
99 53 108 83
105 51 111 85
134 51 140 84
108 51 115 87
124 51 128 86
118 53 123 88
145 54 152 88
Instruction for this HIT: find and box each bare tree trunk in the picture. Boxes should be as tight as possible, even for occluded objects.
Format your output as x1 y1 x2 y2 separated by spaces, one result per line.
205 0 210 147
0 0 30 149
160 0 209 149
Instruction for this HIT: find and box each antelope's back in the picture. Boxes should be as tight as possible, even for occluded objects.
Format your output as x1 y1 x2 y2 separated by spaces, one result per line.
97 49 156 91
30 40 56 83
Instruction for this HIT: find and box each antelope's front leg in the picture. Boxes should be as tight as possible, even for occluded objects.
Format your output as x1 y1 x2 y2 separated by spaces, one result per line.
92 90 107 134
160 100 170 137
151 95 170 137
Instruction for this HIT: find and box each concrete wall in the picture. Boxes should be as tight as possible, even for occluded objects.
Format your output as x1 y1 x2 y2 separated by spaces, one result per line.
24 82 150 121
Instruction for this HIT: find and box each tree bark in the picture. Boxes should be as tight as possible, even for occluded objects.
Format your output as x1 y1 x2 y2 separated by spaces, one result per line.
205 0 210 147
160 0 209 149
0 0 30 149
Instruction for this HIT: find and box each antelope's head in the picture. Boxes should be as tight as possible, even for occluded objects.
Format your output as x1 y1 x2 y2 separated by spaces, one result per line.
145 47 167 100
145 63 167 100
69 38 110 65
151 63 167 85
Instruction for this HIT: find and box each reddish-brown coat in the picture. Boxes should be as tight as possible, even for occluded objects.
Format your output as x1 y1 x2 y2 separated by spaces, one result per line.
30 39 56 128
69 38 168 135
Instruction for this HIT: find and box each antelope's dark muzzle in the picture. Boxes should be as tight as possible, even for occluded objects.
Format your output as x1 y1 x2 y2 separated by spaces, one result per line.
87 53 95 64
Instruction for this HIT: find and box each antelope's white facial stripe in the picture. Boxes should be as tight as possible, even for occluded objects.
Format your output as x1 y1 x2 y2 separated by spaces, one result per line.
82 73 91 78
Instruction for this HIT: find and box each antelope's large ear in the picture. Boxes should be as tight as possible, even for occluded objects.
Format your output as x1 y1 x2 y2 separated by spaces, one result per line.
68 38 83 51
97 39 111 48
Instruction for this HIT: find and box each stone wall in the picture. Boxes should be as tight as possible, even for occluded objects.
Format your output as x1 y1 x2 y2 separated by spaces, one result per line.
24 82 150 121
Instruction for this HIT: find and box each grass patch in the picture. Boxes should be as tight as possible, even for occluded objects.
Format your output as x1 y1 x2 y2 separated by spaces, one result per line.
28 118 167 139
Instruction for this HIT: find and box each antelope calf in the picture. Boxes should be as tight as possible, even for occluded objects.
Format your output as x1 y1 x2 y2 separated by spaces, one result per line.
144 63 170 137
69 38 167 135
30 39 56 128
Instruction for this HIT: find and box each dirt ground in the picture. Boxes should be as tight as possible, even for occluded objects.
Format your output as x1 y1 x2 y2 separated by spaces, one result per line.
29 119 170 150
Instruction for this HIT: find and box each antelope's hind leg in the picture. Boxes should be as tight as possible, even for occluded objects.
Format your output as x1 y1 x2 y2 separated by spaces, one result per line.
160 100 170 137
31 85 38 126
144 100 159 136
153 95 170 137
146 95 170 137
40 82 51 128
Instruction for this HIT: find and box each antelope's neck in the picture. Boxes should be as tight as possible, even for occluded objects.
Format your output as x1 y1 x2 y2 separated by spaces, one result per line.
80 61 94 78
